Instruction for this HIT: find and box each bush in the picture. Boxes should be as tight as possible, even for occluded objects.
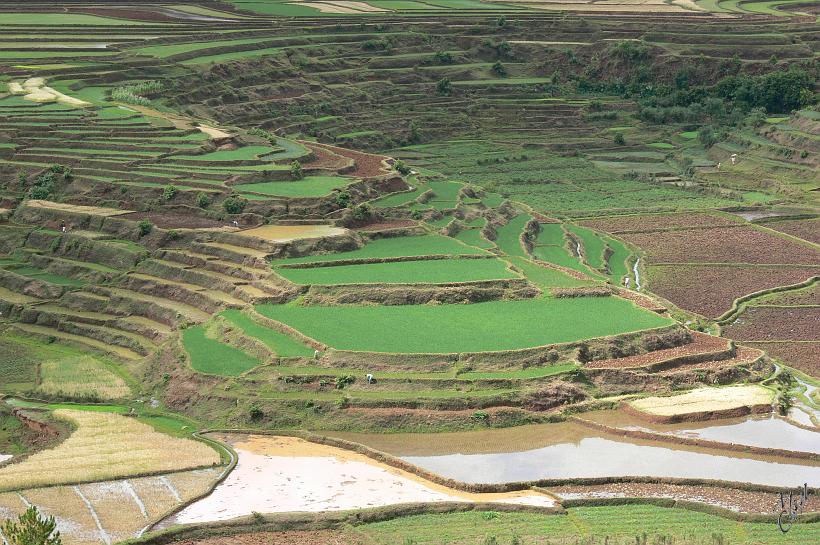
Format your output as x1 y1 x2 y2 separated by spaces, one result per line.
222 196 247 214
290 160 304 180
698 125 717 148
491 61 507 77
335 375 355 389
2 506 62 545
471 410 489 421
249 405 263 421
352 203 372 222
334 191 351 208
137 219 153 237
394 159 411 175
162 184 178 201
614 132 625 146
111 80 163 106
436 78 452 96
195 192 211 208
433 51 453 64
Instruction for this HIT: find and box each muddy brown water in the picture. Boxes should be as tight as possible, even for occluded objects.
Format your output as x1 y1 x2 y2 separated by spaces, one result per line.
160 435 555 526
239 224 348 242
581 410 819 454
334 418 820 487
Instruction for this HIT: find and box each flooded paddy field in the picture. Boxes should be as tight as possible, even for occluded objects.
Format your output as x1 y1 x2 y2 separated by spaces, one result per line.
238 224 348 242
161 434 556 526
334 417 820 488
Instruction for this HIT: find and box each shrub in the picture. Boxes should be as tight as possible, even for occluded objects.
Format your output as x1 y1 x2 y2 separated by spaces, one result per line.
334 191 351 208
2 506 62 545
335 375 355 389
491 61 507 77
471 410 489 421
111 80 163 106
698 125 717 148
222 196 247 214
352 203 372 222
249 405 263 421
436 78 452 96
394 159 411 175
614 132 625 146
433 50 453 64
195 192 211 208
162 184 178 201
290 160 304 180
137 219 153 237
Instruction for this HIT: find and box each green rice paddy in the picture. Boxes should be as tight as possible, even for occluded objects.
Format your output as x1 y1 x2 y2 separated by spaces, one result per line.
237 175 355 198
182 324 260 375
256 296 672 353
274 234 488 266
220 309 313 358
274 257 517 285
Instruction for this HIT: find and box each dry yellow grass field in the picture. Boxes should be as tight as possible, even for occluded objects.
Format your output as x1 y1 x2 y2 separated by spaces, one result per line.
0 469 220 545
629 385 774 417
37 356 131 400
0 410 221 492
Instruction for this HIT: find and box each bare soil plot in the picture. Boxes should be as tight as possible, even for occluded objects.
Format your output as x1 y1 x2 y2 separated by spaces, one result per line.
628 385 773 422
759 283 820 305
585 331 729 369
723 306 819 342
26 200 133 217
647 264 818 318
120 211 228 229
622 225 820 265
763 217 820 245
746 341 820 378
580 212 740 234
309 142 387 178
551 482 797 514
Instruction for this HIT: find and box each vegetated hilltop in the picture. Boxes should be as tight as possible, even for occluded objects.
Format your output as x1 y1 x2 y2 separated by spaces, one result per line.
0 3 816 431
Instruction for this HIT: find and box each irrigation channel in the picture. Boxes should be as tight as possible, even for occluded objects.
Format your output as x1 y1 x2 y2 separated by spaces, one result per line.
162 414 819 526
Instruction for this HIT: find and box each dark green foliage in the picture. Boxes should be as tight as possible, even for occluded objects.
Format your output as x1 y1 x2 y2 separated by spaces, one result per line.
27 169 60 201
334 191 351 208
362 39 389 51
614 132 625 146
222 195 247 214
352 203 372 222
290 159 304 180
195 192 211 208
491 61 507 77
137 219 153 237
162 184 178 201
1 506 62 545
335 375 355 389
698 125 717 148
609 40 649 63
436 78 452 96
249 405 263 421
714 68 814 113
433 50 453 64
394 159 411 175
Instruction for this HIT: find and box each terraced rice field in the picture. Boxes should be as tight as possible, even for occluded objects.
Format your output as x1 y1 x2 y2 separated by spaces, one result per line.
257 296 672 353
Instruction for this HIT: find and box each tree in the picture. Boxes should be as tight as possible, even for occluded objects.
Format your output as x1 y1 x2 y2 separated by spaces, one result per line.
436 78 452 96
698 125 717 148
137 219 153 237
222 195 247 214
195 192 211 208
290 160 304 180
162 184 178 201
394 160 411 175
1 506 62 545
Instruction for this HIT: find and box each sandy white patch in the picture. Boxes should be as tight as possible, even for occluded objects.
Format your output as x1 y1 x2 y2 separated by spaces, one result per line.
8 78 91 107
